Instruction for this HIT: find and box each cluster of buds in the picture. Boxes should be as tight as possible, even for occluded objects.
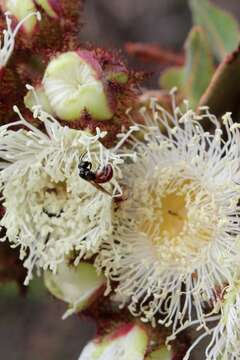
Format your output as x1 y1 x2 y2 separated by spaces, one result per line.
0 0 210 360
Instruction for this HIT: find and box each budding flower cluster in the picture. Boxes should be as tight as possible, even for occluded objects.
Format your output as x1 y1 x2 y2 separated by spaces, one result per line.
3 1 240 359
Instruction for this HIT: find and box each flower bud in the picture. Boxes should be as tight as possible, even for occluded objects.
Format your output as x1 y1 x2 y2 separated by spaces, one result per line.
35 0 63 19
0 0 84 51
145 346 173 360
44 261 106 319
79 323 149 360
24 84 55 115
1 0 38 34
43 51 115 121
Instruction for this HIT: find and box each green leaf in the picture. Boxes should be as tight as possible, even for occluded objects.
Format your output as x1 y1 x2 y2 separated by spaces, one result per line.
159 67 183 91
182 26 215 108
160 26 214 109
198 46 240 118
189 0 240 61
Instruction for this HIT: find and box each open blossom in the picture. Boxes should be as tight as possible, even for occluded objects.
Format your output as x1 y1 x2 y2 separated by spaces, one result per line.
0 11 40 70
0 98 136 284
176 278 240 360
203 280 240 360
96 94 240 331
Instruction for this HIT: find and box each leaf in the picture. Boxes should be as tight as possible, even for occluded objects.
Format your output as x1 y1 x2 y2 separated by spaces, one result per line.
198 46 240 118
189 0 240 61
182 26 215 108
160 26 214 109
159 66 183 91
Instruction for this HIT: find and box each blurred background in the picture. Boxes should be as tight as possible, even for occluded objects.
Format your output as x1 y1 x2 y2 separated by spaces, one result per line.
1 1 239 359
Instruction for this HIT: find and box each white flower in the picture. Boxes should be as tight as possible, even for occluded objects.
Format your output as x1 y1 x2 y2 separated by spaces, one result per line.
175 280 240 360
96 94 240 331
0 11 41 69
0 99 136 284
204 281 240 360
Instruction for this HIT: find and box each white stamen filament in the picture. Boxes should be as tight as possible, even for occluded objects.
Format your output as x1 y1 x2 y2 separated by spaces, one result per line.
0 11 41 69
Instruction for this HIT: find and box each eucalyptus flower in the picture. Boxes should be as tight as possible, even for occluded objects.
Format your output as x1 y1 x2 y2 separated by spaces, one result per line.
204 281 240 360
96 93 240 332
0 96 136 284
173 279 240 360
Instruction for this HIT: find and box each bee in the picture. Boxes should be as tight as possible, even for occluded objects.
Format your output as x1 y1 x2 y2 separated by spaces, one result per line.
78 153 113 196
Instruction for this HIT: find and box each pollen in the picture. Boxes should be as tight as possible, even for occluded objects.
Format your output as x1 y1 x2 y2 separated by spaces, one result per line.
140 184 188 247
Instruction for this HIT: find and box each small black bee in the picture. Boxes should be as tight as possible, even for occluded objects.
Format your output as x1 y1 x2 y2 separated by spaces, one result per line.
78 160 96 182
78 153 113 195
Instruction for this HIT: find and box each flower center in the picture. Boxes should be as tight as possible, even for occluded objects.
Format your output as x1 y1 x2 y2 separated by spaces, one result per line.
40 181 67 217
139 185 188 245
153 192 186 240
135 173 218 269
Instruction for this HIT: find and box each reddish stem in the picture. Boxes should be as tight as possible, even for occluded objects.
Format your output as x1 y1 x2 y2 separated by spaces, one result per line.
125 42 184 66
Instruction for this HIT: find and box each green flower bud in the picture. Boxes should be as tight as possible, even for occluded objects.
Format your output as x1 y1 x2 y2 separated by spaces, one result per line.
4 0 38 34
79 323 148 360
43 51 114 121
106 69 128 84
145 346 173 360
24 85 55 115
35 0 61 19
44 261 106 319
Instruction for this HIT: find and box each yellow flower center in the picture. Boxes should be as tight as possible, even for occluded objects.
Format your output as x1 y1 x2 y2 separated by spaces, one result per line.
136 176 218 269
158 192 186 239
140 186 188 241
40 181 67 217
